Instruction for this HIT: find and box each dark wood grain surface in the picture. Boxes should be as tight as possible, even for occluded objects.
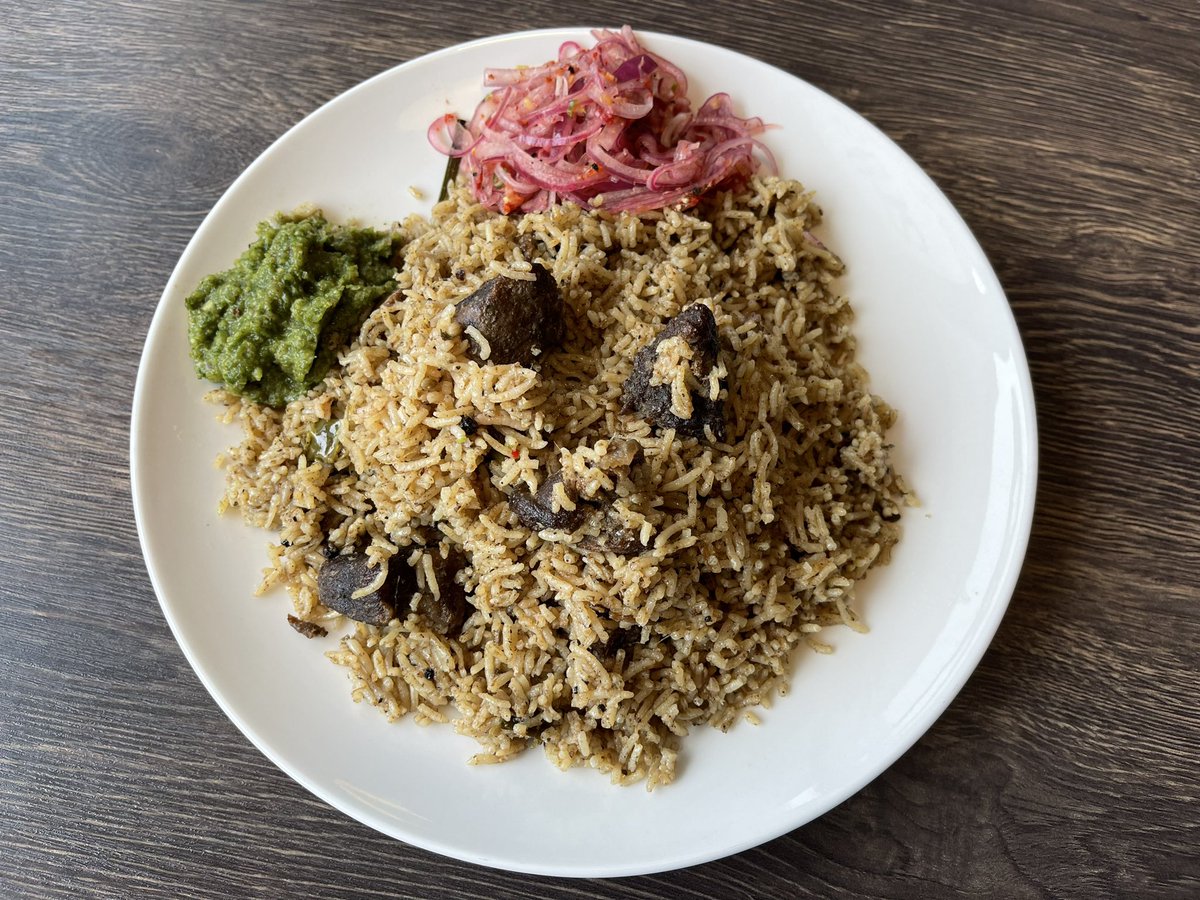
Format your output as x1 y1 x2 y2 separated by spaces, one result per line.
2 1 1197 896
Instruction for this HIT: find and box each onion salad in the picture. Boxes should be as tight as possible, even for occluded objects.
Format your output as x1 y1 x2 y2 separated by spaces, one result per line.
428 27 776 214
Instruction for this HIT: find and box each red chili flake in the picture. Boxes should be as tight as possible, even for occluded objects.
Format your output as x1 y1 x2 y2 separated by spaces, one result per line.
511 449 520 459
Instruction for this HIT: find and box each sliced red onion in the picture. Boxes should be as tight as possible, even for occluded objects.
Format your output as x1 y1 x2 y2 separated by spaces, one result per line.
483 67 531 87
612 53 658 83
608 89 654 120
585 137 651 185
513 117 604 150
427 114 481 157
646 153 704 191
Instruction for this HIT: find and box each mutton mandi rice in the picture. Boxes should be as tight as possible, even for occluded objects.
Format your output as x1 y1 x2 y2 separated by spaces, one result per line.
215 176 910 788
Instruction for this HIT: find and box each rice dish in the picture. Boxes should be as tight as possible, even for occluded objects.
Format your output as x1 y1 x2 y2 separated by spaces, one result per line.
215 176 909 788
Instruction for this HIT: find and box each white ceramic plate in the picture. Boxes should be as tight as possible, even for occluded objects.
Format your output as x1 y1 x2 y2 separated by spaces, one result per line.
131 28 1036 877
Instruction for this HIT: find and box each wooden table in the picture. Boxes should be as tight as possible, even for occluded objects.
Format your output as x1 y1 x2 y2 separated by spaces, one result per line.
2 1 1197 896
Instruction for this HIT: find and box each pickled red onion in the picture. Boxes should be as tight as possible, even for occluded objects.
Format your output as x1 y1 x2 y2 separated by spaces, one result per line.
429 27 775 215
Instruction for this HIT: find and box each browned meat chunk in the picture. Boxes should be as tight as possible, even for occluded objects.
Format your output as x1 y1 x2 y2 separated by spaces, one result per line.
509 471 585 531
422 547 470 637
287 614 328 639
454 265 565 366
621 304 725 440
317 551 416 626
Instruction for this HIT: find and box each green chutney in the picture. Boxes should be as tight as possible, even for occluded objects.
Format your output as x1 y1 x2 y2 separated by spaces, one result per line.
185 211 402 407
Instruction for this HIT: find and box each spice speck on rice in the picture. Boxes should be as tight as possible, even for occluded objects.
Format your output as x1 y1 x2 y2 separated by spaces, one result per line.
214 176 911 788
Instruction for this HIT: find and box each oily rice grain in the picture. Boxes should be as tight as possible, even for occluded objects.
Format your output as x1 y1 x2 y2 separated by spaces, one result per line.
215 177 911 788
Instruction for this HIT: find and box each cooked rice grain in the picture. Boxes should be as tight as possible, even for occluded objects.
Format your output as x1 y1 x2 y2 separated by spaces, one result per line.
216 177 911 788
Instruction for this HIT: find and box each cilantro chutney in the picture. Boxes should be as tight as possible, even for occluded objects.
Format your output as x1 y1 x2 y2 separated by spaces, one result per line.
185 211 403 407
